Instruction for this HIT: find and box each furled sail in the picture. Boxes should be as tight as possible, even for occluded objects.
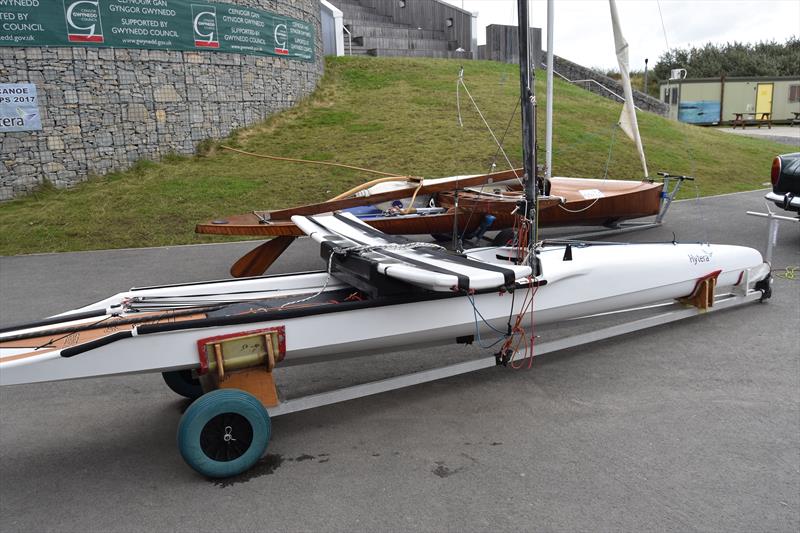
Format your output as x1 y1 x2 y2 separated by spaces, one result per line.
609 0 648 178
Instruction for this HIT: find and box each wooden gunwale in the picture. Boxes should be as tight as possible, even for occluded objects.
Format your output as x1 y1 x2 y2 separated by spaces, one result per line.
196 210 494 237
196 168 523 237
263 168 521 220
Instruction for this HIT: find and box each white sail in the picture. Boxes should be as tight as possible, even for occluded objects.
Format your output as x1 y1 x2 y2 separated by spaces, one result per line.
609 0 648 178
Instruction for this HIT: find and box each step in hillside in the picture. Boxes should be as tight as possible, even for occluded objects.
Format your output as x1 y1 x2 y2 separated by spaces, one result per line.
344 43 372 56
347 23 446 41
355 36 454 52
343 10 394 24
331 0 366 7
367 48 468 59
344 19 424 34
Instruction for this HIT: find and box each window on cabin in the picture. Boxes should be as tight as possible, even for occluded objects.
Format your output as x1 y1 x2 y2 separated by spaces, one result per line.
789 84 800 102
663 88 670 103
671 88 679 104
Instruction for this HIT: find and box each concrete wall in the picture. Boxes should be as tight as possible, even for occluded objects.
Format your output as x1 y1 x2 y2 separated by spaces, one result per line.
483 25 542 70
0 0 323 201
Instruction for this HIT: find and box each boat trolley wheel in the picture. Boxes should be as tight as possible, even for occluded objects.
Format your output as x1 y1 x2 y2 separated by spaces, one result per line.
162 370 203 400
177 389 271 478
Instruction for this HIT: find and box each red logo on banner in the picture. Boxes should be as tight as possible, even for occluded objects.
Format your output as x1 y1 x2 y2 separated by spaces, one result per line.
64 1 105 44
192 5 219 49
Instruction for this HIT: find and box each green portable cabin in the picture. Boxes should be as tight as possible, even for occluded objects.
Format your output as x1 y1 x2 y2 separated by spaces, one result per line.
659 76 800 125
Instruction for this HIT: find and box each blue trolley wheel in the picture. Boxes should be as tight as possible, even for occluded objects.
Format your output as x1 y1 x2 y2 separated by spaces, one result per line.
162 370 203 400
177 389 271 478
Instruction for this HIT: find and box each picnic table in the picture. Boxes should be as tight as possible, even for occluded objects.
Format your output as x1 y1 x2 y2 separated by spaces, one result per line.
732 112 772 129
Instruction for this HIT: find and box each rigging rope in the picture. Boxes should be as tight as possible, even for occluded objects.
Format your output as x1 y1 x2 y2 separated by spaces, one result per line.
773 265 798 280
453 68 529 248
456 72 522 186
656 0 672 52
220 145 406 177
555 123 619 214
278 252 338 309
491 277 538 370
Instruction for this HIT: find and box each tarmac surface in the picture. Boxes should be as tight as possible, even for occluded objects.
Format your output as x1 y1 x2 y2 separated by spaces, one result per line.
1 189 798 532
717 125 800 148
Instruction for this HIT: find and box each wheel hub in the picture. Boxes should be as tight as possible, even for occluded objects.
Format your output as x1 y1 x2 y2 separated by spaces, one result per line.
200 413 254 462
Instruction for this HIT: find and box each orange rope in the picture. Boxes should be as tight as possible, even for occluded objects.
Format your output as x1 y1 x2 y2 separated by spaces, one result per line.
503 279 538 370
220 145 407 177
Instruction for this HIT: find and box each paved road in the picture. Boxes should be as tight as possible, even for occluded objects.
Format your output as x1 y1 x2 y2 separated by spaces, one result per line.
1 190 798 532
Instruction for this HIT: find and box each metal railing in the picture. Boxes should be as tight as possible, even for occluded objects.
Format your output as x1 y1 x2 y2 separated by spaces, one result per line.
543 62 640 111
342 25 352 56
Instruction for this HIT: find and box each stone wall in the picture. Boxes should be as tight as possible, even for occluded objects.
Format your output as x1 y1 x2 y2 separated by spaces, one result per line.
551 55 668 116
0 0 323 201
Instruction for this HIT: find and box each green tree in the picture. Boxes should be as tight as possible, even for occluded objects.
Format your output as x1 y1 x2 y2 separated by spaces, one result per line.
653 38 800 80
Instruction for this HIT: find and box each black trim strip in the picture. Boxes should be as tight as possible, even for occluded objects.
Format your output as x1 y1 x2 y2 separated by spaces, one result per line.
313 214 469 289
368 247 470 290
136 290 461 335
3 306 226 343
332 212 517 286
54 278 543 357
423 248 517 287
307 214 368 246
61 331 133 358
331 212 409 243
135 278 536 337
0 309 107 335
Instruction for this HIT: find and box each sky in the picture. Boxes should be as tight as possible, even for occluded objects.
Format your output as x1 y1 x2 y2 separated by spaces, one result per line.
440 0 800 72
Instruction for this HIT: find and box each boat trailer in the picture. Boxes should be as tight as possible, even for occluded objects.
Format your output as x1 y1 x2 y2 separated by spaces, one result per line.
263 287 765 419
169 273 769 478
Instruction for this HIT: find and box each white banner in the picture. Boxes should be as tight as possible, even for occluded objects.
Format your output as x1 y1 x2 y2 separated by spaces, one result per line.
0 83 42 132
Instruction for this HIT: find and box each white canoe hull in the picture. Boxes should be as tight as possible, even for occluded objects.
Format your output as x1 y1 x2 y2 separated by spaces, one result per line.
0 241 768 386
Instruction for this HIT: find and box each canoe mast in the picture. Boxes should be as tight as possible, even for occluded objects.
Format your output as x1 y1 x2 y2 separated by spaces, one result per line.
516 0 541 274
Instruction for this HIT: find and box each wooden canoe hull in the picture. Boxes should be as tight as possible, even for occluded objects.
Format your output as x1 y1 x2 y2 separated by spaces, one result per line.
197 178 662 237
438 178 663 227
543 177 662 225
197 210 491 237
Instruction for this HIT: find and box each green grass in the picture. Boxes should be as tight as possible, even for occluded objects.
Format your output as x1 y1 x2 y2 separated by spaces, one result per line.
0 56 788 256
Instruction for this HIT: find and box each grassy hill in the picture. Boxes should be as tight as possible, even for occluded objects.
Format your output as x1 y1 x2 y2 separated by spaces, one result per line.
0 56 787 255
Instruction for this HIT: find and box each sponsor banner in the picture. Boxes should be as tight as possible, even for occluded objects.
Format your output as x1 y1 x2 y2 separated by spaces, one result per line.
0 0 314 62
0 83 42 132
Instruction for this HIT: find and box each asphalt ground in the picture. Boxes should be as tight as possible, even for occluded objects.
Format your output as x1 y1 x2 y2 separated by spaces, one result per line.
717 125 800 148
0 189 798 532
